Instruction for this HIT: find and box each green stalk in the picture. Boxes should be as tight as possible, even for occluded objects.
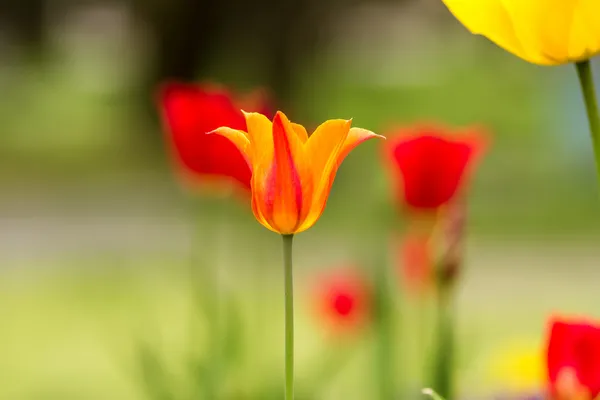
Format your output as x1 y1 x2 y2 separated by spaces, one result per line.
374 258 394 399
431 286 454 400
282 234 295 400
575 60 600 181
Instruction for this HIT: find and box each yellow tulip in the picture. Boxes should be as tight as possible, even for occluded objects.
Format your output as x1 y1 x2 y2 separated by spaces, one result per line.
211 111 383 234
441 0 600 65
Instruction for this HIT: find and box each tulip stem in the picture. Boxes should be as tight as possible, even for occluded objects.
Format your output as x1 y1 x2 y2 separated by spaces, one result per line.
374 257 394 400
432 285 455 400
282 234 295 400
576 60 600 182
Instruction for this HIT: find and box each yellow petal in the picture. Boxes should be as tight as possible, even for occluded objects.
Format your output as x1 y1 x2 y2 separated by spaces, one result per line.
209 127 252 164
292 123 309 143
486 339 543 392
442 0 553 65
501 0 600 63
567 0 600 61
445 0 600 65
500 0 574 64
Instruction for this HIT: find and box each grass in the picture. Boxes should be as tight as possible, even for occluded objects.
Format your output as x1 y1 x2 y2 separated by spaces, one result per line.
1 237 600 399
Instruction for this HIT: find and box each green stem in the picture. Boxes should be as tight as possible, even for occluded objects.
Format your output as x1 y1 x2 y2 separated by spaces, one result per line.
375 259 394 399
417 295 429 389
282 234 295 400
432 286 454 400
576 60 600 181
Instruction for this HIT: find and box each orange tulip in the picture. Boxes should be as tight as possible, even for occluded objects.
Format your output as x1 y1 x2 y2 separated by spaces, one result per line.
211 111 383 234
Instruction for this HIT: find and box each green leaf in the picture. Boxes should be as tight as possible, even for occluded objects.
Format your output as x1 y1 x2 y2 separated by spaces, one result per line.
136 341 175 400
422 388 446 400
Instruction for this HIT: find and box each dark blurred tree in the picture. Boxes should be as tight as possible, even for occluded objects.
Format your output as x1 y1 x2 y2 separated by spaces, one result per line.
132 0 416 142
135 0 348 114
252 0 321 113
133 0 224 87
3 0 46 59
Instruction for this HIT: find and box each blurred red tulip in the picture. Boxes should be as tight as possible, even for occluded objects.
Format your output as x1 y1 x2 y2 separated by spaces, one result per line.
158 82 271 194
383 124 487 212
547 317 600 400
313 269 371 333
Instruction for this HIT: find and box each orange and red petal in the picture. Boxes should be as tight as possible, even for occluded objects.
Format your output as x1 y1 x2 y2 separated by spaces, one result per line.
251 184 278 233
263 112 307 234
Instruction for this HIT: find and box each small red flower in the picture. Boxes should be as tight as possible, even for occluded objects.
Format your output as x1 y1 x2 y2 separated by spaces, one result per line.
383 124 487 212
547 317 600 400
158 82 271 193
313 269 371 333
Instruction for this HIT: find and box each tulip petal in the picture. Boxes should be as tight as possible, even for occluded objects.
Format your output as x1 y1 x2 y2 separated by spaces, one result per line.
442 0 553 64
260 111 307 234
292 123 309 142
569 0 600 61
305 119 352 175
251 188 278 233
242 110 273 159
500 0 600 63
208 127 252 166
158 83 253 191
499 0 572 64
296 127 382 233
547 318 600 398
240 111 278 230
444 0 600 64
337 128 385 167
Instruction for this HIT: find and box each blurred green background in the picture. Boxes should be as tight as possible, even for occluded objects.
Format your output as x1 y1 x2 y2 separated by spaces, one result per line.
1 0 600 398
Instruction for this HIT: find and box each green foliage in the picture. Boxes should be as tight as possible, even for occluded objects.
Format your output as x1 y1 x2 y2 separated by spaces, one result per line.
422 388 446 400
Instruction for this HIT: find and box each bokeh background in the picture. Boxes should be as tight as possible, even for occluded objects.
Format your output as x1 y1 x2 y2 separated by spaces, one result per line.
2 0 600 398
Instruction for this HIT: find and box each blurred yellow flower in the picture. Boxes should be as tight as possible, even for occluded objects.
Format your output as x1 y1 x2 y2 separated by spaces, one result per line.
441 0 600 65
487 340 544 392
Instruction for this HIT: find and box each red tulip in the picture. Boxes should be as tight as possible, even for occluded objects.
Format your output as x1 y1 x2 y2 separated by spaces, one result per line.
158 82 271 194
547 317 600 400
313 269 371 333
383 124 487 212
